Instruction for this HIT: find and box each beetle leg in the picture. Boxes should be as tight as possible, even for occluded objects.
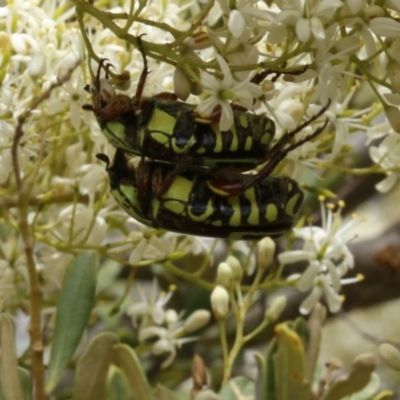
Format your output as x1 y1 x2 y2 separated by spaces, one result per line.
205 101 330 194
94 58 111 87
134 34 150 104
267 100 331 161
242 116 330 190
206 173 245 196
193 104 250 125
152 153 205 197
251 65 309 85
152 92 179 101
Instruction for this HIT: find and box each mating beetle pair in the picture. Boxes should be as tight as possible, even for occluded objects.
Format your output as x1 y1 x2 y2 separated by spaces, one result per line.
84 37 328 239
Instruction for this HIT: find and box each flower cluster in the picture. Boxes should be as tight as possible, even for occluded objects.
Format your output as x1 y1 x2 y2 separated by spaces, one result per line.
1 0 400 378
279 200 363 314
127 281 210 369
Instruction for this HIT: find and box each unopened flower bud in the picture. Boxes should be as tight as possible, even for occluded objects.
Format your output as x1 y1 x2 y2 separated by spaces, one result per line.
226 255 243 281
257 237 276 269
296 18 311 42
217 262 234 288
265 296 286 321
369 17 400 38
287 101 305 125
192 354 208 391
165 309 178 326
28 53 46 79
387 61 400 94
379 343 400 371
99 78 116 103
384 105 400 133
388 38 400 64
346 0 365 15
184 310 211 333
184 32 212 50
364 5 385 19
228 10 246 38
261 79 275 100
210 285 229 319
173 67 192 101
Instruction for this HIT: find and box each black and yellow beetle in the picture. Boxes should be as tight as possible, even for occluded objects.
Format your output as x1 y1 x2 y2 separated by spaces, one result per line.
97 149 304 240
84 36 328 192
84 52 275 169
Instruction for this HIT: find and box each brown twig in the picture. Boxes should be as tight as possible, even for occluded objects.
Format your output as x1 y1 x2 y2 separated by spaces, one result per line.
11 60 81 400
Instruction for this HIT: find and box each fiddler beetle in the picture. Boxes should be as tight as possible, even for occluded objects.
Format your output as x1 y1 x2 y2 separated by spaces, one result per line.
83 36 328 176
97 149 304 240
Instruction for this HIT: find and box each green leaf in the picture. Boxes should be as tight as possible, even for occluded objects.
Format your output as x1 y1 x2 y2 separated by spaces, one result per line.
372 390 395 400
18 368 31 400
0 314 24 400
292 317 310 352
264 337 278 400
106 365 133 400
114 344 153 400
46 251 98 392
73 332 120 400
97 259 123 295
273 323 313 400
219 376 254 399
153 385 177 400
254 352 266 400
347 372 380 400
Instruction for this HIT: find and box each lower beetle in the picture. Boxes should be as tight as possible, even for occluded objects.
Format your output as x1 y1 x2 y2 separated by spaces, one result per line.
98 149 304 240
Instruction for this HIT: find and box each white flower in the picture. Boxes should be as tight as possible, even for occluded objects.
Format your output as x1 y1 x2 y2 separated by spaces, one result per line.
48 66 86 131
140 325 198 369
273 0 344 42
231 240 256 275
195 55 263 131
0 238 30 308
0 121 14 184
128 236 171 265
226 1 274 38
128 282 209 369
210 285 230 318
55 204 107 245
369 17 400 39
78 163 108 205
127 281 174 328
369 132 400 192
278 201 361 314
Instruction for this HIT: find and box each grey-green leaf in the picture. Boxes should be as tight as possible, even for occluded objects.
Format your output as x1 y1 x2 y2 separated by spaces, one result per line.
73 332 120 400
46 251 98 392
219 376 254 399
273 323 313 400
18 368 31 400
114 344 153 400
153 385 177 400
106 365 133 400
323 353 375 400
